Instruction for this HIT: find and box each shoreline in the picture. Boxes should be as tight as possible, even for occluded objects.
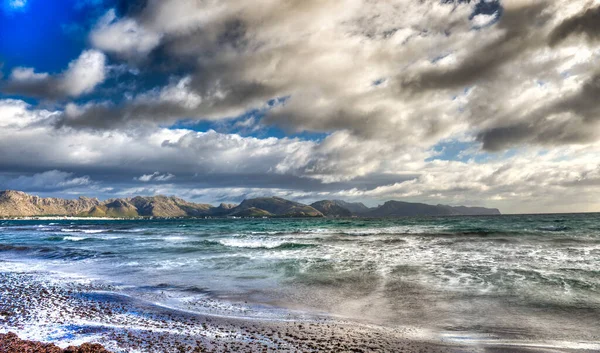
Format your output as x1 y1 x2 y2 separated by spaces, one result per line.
1 266 598 352
0 267 470 353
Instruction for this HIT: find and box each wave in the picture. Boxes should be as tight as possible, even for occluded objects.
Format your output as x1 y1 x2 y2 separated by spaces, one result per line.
44 236 65 241
217 238 314 250
164 236 188 242
0 243 110 260
119 228 147 233
64 236 88 242
61 228 107 234
81 229 106 234
536 225 570 232
0 244 31 252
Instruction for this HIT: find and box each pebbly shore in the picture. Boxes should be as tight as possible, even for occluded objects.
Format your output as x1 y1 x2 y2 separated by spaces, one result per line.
0 269 477 353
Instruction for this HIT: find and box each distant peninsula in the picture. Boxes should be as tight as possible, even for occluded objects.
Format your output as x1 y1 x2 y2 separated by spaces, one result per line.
0 190 501 218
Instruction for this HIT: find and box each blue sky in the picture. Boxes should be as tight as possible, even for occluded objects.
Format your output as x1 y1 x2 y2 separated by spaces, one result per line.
0 0 599 213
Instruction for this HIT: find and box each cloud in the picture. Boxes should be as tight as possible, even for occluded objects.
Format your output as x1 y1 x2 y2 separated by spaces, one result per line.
61 49 107 96
2 50 106 99
4 1 600 213
135 172 175 182
9 0 25 7
549 6 600 46
0 99 57 128
0 170 92 192
5 98 600 212
90 9 162 58
477 73 600 150
3 0 26 12
50 0 596 154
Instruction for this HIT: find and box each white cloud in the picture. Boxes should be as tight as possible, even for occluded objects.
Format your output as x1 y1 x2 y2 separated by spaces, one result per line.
8 0 26 8
4 1 600 213
0 99 56 128
90 9 162 58
135 172 176 182
10 67 48 81
137 76 202 109
5 50 106 98
3 98 600 213
60 49 107 96
3 0 26 12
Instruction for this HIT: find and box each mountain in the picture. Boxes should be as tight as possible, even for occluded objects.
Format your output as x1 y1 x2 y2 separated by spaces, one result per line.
438 205 501 216
82 199 140 218
232 197 323 217
0 190 500 218
364 200 500 217
0 191 324 218
128 196 214 217
229 207 273 217
0 190 101 217
331 200 370 214
310 200 352 217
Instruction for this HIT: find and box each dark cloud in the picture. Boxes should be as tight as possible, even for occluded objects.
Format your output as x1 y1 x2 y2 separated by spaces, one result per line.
0 170 92 193
549 6 600 46
478 74 600 151
3 77 64 100
400 2 549 92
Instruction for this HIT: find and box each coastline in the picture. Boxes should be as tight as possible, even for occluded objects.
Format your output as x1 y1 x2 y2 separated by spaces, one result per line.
1 264 598 353
0 265 471 353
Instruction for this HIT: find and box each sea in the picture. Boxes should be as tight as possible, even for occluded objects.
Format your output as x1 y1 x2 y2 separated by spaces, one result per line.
1 214 599 349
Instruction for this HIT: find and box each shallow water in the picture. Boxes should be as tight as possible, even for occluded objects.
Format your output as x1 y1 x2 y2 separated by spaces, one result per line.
1 214 600 346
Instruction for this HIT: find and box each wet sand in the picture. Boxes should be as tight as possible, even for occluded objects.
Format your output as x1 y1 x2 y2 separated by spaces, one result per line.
0 270 595 352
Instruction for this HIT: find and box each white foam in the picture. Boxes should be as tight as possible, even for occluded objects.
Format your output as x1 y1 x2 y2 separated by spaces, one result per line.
340 225 448 236
81 229 106 234
218 238 286 249
63 236 86 241
164 236 188 242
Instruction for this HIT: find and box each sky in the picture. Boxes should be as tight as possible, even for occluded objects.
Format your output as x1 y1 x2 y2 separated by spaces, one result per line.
0 0 600 214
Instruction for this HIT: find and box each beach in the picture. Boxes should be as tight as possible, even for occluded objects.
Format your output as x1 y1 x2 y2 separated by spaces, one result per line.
0 269 474 352
1 216 600 352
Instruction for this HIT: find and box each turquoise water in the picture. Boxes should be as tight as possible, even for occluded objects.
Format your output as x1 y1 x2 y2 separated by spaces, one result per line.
1 214 600 344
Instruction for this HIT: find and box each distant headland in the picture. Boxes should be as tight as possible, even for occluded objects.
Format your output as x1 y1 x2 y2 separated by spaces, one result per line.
0 190 501 218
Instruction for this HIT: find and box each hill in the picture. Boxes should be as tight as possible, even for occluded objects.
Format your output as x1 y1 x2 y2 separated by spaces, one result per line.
363 201 501 217
0 190 500 218
232 197 323 217
310 200 352 217
331 200 370 214
0 190 100 217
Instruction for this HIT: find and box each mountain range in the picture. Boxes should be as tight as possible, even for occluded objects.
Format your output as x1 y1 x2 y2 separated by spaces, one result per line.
0 190 501 218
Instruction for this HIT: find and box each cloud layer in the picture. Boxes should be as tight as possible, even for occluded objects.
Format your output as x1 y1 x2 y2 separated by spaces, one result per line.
1 0 600 213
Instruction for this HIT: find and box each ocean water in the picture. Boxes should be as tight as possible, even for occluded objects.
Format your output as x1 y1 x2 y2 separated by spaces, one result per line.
1 214 600 347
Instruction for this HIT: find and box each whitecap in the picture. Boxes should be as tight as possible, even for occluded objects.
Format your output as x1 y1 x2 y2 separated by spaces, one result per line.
218 238 286 249
164 236 188 242
63 236 87 241
81 229 106 234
